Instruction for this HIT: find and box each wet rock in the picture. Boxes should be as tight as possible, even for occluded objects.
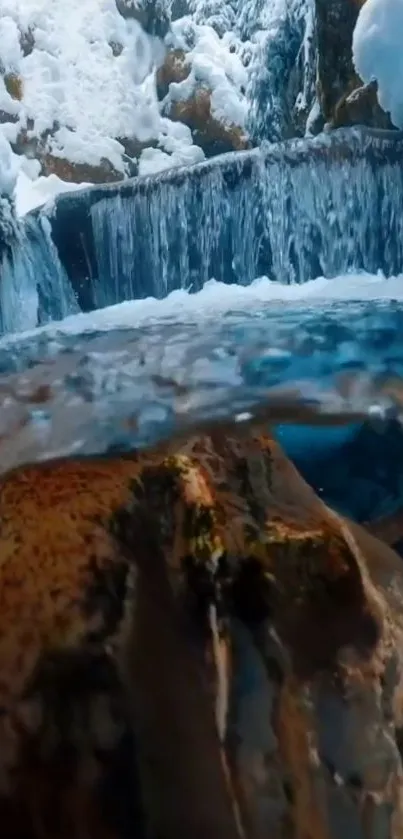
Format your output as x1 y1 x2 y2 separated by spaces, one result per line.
1 429 403 837
315 0 362 127
331 79 395 130
251 0 396 142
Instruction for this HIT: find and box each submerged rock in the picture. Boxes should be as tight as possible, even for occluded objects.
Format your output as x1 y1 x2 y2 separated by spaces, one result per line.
0 427 403 838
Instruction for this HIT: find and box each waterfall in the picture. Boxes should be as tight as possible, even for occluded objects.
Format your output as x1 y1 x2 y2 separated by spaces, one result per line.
1 126 403 334
0 210 79 335
48 127 403 312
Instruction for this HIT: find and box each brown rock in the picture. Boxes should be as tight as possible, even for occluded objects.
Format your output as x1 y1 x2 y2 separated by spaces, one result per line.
41 153 122 184
332 79 395 130
12 124 123 184
3 73 23 102
315 0 362 126
168 87 249 156
156 47 191 100
11 124 40 159
1 428 403 837
314 0 394 131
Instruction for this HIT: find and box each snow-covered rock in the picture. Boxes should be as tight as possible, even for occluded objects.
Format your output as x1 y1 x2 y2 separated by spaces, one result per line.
353 0 403 129
161 17 249 154
0 0 399 217
0 0 205 199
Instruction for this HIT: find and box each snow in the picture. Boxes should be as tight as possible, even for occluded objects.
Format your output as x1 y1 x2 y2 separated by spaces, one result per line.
15 167 91 217
0 0 209 205
353 0 403 129
0 0 163 170
0 0 254 208
168 18 248 128
4 270 403 344
138 140 203 175
0 131 19 197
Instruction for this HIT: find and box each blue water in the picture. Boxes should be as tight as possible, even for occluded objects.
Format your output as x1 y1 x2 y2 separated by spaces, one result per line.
1 287 403 478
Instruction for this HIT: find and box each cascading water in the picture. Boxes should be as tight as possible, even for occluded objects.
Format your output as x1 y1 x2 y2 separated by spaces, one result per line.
0 210 79 334
49 128 403 313
1 127 403 333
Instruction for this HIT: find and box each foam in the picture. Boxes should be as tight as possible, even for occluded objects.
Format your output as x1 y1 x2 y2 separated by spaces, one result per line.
3 271 403 346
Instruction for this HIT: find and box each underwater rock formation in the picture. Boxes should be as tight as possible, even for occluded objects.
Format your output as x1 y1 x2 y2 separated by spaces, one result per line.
1 427 403 838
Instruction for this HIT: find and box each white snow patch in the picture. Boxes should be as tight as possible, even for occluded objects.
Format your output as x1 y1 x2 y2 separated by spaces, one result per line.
353 0 403 128
0 131 19 197
138 140 203 175
15 168 91 217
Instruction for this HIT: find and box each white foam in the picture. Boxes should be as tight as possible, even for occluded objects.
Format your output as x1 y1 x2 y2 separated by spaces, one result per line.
3 271 403 346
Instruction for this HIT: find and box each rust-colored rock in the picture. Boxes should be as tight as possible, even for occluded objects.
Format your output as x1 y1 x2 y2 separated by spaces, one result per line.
332 80 395 130
314 0 394 132
41 153 122 184
168 87 249 156
3 73 23 102
156 48 191 100
1 429 403 838
11 125 123 183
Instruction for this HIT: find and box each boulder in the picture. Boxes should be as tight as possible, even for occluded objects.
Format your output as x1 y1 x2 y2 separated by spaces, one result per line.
3 73 23 102
41 153 123 184
315 0 395 130
12 123 124 184
332 79 395 130
155 47 191 100
1 427 403 837
167 87 250 156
